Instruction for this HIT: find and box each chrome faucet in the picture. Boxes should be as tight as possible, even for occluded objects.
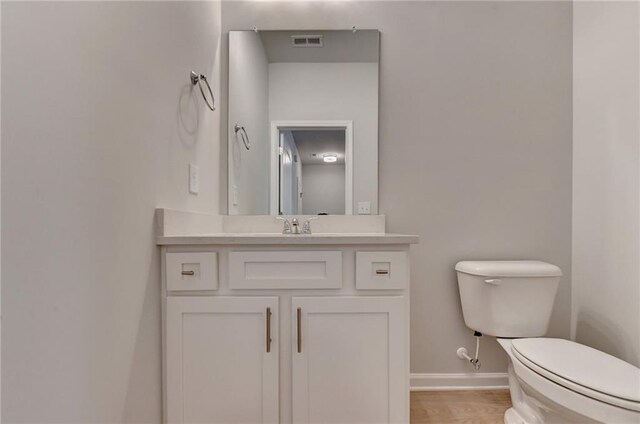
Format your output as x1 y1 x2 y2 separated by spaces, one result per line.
291 218 300 234
277 216 318 235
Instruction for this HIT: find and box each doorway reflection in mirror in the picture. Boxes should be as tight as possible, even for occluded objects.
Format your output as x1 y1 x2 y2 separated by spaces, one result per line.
279 129 346 215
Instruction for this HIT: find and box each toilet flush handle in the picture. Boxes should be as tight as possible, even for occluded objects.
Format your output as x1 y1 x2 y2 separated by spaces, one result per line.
484 278 502 285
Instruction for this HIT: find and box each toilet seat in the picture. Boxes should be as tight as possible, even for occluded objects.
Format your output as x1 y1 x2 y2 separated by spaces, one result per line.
511 338 640 413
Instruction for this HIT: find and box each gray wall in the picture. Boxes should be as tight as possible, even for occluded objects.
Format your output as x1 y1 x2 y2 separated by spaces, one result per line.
302 164 346 215
572 1 640 367
2 2 221 422
228 31 270 215
222 1 573 374
269 62 379 214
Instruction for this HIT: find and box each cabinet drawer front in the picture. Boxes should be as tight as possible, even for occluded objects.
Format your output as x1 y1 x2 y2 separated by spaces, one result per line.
229 251 342 289
356 251 408 290
166 252 218 291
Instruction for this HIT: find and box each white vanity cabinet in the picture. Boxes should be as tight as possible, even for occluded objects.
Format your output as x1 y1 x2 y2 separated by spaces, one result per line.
160 239 416 424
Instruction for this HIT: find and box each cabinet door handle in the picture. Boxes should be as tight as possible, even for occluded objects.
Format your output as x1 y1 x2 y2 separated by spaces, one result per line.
266 307 272 353
296 307 302 353
375 269 389 275
181 270 195 276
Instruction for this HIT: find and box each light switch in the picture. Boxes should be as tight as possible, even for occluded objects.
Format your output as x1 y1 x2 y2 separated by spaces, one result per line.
189 163 199 194
232 185 239 206
358 201 371 215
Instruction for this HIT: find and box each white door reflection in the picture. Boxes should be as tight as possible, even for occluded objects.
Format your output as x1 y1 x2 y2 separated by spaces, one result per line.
279 131 301 215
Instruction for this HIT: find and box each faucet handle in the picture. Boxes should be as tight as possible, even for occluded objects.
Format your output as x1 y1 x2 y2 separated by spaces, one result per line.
302 216 318 234
276 216 292 234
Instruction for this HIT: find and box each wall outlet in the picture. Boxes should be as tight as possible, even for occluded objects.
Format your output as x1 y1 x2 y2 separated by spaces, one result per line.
358 201 371 215
189 163 199 194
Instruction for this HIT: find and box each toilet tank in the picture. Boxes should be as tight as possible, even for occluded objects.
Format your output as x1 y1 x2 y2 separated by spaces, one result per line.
455 260 562 338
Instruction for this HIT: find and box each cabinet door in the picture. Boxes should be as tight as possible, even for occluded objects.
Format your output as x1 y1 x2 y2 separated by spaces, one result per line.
166 297 279 424
292 296 407 424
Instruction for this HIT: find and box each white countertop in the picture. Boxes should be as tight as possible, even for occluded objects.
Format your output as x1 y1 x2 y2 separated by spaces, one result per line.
157 233 419 246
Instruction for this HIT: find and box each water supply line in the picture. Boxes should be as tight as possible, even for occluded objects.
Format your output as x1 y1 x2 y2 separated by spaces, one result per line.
456 331 482 370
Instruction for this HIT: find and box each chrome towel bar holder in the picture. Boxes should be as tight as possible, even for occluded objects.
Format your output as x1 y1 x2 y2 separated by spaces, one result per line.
190 71 215 111
234 123 250 150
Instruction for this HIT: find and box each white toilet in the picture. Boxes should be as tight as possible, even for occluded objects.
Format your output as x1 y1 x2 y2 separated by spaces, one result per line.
455 260 640 424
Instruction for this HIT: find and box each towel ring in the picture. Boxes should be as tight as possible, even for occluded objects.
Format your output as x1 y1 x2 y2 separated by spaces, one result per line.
190 71 215 111
234 123 250 150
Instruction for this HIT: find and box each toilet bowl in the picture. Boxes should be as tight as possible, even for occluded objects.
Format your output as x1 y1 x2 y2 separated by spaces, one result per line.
455 260 640 424
498 338 640 424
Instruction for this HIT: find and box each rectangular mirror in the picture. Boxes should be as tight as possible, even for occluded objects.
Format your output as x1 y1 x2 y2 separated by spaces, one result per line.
228 29 379 215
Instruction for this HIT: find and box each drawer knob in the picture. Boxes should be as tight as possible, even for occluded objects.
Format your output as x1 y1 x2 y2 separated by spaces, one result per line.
181 270 195 276
375 269 389 275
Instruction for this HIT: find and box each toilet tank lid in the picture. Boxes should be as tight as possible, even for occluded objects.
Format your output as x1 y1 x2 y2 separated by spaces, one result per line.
455 260 562 277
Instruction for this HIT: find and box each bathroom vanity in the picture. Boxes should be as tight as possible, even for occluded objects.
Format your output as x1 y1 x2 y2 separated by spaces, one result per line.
157 210 418 423
158 27 418 423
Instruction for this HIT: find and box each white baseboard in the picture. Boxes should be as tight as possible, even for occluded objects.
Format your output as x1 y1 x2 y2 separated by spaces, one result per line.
410 372 509 391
